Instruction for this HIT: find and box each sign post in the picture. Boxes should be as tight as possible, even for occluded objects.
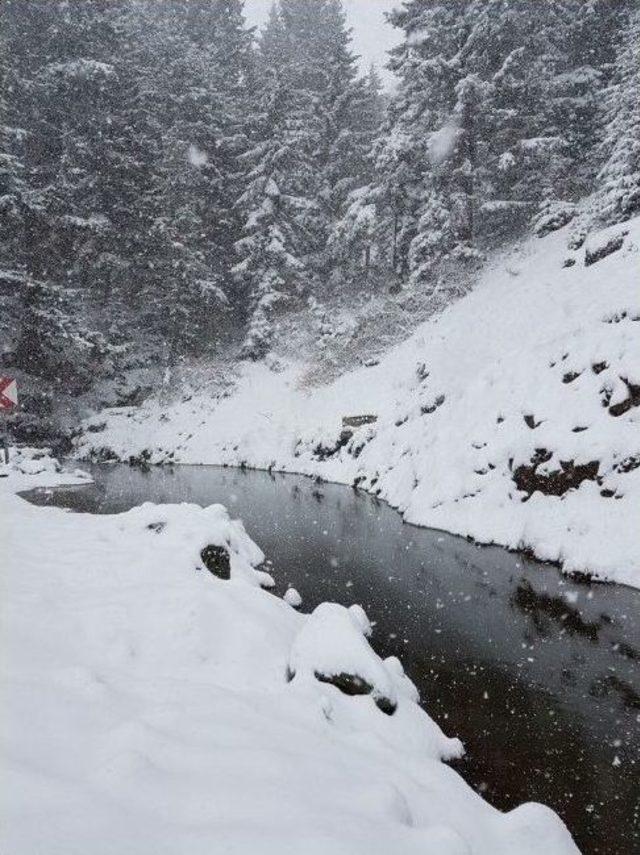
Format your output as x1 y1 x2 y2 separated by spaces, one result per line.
0 376 18 464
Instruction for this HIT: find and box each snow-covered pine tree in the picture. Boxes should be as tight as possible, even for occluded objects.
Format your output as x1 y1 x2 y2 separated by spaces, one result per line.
373 0 619 287
327 66 385 289
556 0 631 202
350 66 386 191
131 0 255 360
252 1 382 295
233 5 312 360
373 0 470 288
236 0 386 354
186 0 257 325
592 3 640 225
454 0 576 242
276 0 366 283
310 2 372 275
0 17 27 331
2 0 124 390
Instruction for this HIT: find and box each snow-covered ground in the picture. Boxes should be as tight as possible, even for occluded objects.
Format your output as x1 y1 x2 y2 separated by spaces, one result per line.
78 216 640 587
1 451 579 854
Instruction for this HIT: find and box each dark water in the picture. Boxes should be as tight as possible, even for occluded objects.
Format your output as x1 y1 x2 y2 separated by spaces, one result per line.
24 464 640 855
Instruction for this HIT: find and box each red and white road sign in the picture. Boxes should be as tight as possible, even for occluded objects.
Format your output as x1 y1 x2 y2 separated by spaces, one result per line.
0 377 18 410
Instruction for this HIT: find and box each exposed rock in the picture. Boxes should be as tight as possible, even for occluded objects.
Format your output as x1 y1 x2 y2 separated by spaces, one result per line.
584 232 626 267
313 429 353 461
200 544 231 580
315 670 371 696
128 449 152 471
608 378 640 417
342 415 378 428
514 451 599 498
600 385 613 408
567 230 586 250
147 522 166 534
299 670 397 716
614 454 640 474
416 362 430 382
89 445 120 463
603 310 629 324
421 395 445 415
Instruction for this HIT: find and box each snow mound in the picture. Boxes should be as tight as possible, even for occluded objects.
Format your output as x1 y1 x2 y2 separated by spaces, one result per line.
1 460 580 854
0 446 92 491
284 586 302 608
288 601 401 715
134 500 271 588
78 214 640 587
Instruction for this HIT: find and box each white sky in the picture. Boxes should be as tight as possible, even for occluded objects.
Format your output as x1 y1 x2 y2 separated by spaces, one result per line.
243 0 401 85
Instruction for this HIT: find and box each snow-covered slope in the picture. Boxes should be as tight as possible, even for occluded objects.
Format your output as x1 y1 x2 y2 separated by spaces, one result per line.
1 455 579 854
78 217 640 586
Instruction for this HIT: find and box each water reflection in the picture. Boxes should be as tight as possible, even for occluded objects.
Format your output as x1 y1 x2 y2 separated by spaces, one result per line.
24 464 640 854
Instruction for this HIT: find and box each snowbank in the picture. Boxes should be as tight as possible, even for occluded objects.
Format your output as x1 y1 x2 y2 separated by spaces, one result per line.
77 216 640 586
1 457 579 854
0 445 93 491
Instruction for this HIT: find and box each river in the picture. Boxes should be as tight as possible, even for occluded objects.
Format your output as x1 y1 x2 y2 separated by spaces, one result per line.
24 463 640 854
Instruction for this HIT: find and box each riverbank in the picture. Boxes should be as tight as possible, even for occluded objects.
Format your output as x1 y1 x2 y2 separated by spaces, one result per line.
1 450 580 854
77 216 640 587
25 460 640 853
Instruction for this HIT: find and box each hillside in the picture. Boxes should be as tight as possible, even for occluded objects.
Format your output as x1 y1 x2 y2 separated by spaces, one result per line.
78 215 640 587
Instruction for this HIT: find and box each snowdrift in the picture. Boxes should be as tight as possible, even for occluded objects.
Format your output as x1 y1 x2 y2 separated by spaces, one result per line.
77 216 640 586
0 455 580 854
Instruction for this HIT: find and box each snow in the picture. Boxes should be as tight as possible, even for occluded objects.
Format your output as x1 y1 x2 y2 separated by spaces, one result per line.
284 586 303 608
0 446 93 491
428 121 460 166
45 59 117 80
0 456 579 854
187 144 209 167
77 216 640 587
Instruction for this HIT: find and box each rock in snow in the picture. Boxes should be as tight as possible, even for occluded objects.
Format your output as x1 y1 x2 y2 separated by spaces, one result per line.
287 602 404 716
77 215 640 587
0 456 580 854
284 586 303 608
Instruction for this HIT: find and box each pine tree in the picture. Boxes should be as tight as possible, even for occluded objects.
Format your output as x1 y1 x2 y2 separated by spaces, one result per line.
373 0 469 287
455 0 575 240
372 0 615 287
0 16 30 379
233 5 312 359
593 4 640 224
0 16 27 309
2 0 123 389
128 0 255 360
328 67 385 287
559 0 630 199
